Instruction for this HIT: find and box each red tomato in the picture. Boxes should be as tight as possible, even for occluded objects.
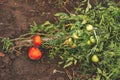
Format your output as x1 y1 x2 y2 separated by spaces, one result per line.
33 35 42 46
28 47 42 60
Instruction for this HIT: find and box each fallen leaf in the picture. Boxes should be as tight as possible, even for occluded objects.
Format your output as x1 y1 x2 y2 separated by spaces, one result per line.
0 52 5 57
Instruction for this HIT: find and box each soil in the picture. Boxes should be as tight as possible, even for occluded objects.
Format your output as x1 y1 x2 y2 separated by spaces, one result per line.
0 0 73 80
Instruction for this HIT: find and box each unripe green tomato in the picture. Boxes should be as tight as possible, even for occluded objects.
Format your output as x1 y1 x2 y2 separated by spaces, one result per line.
71 43 76 48
68 38 72 44
72 33 79 39
90 36 96 43
64 38 73 45
87 40 92 45
86 24 94 31
96 48 99 52
92 54 99 63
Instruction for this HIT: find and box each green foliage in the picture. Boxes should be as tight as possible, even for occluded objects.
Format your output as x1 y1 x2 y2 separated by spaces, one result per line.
30 0 120 79
1 38 13 52
30 21 58 37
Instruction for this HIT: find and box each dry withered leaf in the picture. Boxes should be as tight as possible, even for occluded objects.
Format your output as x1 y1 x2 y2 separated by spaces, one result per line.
0 52 5 57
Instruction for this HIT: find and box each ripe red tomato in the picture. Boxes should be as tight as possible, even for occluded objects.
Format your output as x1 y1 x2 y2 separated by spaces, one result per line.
28 47 42 60
33 35 42 46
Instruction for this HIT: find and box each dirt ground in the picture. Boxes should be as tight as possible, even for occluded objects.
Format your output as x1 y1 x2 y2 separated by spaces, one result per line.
0 0 73 80
1 0 119 80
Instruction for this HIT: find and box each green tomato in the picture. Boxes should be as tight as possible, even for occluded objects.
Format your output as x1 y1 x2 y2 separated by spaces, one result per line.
71 43 76 48
90 36 96 43
87 40 92 45
68 38 72 43
86 24 93 31
64 38 73 45
72 33 79 39
92 55 99 63
96 48 100 52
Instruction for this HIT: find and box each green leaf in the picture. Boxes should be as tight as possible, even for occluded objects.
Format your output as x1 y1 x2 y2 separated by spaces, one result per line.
99 42 104 51
97 68 102 74
55 13 68 17
64 61 73 68
1 38 13 52
55 13 69 20
44 25 53 32
43 21 51 26
74 59 77 65
58 61 64 65
85 0 92 12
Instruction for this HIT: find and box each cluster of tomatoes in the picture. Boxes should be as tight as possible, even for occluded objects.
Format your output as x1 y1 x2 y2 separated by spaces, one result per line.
28 25 99 62
86 24 99 63
28 35 42 60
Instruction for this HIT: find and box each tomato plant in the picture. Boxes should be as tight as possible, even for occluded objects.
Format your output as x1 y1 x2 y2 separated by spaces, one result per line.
1 0 120 79
36 0 119 79
90 36 96 44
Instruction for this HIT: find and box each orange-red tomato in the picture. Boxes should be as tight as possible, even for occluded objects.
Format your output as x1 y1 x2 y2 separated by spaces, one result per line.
28 47 42 60
33 35 42 46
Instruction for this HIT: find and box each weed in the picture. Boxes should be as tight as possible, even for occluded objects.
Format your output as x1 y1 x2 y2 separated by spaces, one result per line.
1 38 13 52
